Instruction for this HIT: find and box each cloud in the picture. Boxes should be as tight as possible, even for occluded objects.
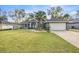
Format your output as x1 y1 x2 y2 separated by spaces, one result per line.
70 11 77 15
69 11 77 19
25 10 33 14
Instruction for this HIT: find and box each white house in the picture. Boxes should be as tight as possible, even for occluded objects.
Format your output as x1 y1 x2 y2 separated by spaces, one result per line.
0 18 79 31
0 22 21 30
0 23 13 30
20 19 79 31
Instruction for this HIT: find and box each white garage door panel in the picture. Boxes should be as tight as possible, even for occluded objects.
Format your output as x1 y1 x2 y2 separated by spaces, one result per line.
50 23 66 30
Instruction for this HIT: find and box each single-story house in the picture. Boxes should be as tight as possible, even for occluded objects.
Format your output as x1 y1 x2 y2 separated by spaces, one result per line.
0 18 79 31
20 19 79 31
0 16 20 30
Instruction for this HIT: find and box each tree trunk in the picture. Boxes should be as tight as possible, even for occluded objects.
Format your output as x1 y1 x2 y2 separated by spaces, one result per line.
37 20 43 30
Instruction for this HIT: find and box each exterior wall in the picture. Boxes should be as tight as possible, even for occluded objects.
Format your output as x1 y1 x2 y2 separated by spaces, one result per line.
22 22 38 29
67 23 79 29
13 24 21 29
49 23 66 30
0 24 2 29
0 24 21 30
2 24 13 29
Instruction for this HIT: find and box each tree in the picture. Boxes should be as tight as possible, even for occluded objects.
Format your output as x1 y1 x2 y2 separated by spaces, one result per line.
28 13 35 20
8 10 16 21
34 11 47 30
75 10 79 18
14 9 26 23
9 9 26 23
0 16 7 23
0 8 3 16
63 14 70 21
48 6 63 19
0 8 7 17
0 9 7 23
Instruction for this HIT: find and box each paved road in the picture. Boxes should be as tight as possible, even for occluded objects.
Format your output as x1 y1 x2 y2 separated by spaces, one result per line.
52 31 79 48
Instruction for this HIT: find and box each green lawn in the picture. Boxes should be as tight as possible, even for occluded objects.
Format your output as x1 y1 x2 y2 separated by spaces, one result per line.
0 29 79 53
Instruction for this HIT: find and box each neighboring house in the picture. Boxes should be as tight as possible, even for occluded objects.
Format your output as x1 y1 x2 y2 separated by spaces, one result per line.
0 16 12 30
0 22 13 30
0 16 21 30
0 22 21 30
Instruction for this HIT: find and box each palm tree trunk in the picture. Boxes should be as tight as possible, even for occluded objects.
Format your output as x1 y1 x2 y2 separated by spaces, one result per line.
37 20 43 30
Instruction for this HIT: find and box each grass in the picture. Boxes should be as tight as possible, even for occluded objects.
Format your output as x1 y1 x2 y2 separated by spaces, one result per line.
0 29 79 53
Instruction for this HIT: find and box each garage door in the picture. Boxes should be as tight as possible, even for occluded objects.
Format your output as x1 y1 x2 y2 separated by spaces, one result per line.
49 23 66 30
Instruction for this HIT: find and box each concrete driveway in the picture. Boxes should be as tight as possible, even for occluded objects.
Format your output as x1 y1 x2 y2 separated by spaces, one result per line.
52 31 79 48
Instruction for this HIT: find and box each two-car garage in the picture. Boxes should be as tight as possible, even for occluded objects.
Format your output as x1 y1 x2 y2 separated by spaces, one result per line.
48 21 67 31
48 21 79 31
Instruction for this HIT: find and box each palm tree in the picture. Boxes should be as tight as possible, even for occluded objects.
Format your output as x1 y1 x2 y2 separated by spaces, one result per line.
34 11 47 30
48 6 63 20
63 14 70 21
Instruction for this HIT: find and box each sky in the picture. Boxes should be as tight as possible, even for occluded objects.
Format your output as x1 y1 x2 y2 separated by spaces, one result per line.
0 5 79 22
0 5 79 14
